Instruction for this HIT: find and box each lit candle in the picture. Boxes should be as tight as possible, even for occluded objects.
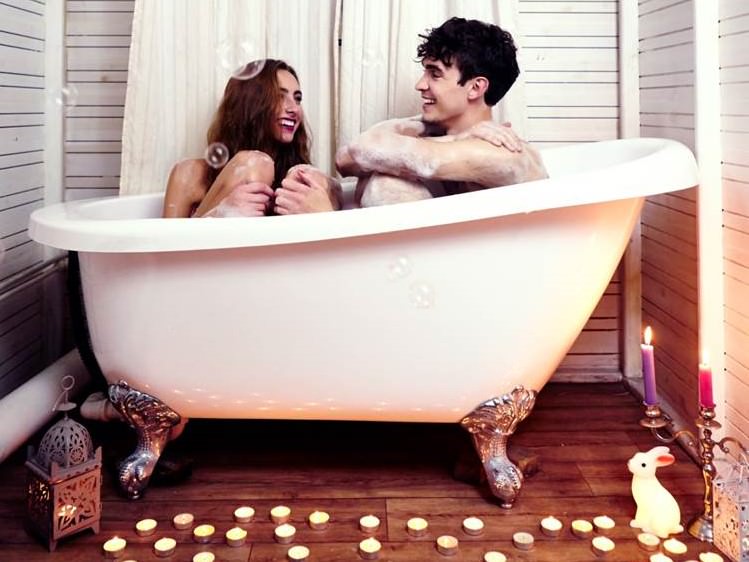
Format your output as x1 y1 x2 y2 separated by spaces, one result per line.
308 510 330 530
406 517 428 537
287 545 311 561
172 512 194 530
359 514 381 533
192 523 215 543
637 532 660 551
102 536 127 559
663 538 688 555
699 352 715 408
436 535 459 556
135 518 158 537
591 536 615 556
642 326 658 405
592 515 615 535
512 531 534 550
192 553 215 562
153 537 176 558
699 553 724 562
270 505 292 524
274 523 296 544
483 552 507 562
358 537 381 560
571 519 593 538
233 505 255 523
225 526 248 547
540 515 563 537
462 516 484 536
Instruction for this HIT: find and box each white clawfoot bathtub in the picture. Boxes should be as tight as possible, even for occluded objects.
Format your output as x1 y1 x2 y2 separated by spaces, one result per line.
30 137 697 503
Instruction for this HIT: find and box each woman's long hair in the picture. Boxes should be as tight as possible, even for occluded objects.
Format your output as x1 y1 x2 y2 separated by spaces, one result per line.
206 59 311 187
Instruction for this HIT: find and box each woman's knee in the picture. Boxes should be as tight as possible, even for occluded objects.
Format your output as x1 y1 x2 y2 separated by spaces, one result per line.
229 150 275 184
170 158 207 186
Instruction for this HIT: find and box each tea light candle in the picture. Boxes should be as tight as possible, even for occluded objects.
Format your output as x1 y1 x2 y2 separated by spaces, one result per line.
540 515 563 537
359 537 381 560
406 517 428 537
436 535 459 556
591 536 615 556
193 523 215 543
663 538 688 555
233 505 255 523
225 526 248 547
102 536 127 558
512 531 535 550
637 532 661 552
462 516 484 536
359 514 381 533
650 554 674 562
153 537 176 558
571 519 593 538
193 553 215 562
308 510 330 530
173 512 194 530
270 505 292 524
483 552 507 562
274 523 297 544
135 518 158 537
593 515 615 535
699 553 724 562
288 545 311 561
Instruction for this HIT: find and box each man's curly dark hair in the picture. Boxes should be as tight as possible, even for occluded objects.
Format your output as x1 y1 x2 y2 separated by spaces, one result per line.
416 17 519 106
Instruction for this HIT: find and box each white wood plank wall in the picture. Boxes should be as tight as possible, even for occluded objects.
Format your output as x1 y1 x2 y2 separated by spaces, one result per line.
638 0 699 420
0 0 46 398
518 0 622 380
720 0 749 445
64 0 133 200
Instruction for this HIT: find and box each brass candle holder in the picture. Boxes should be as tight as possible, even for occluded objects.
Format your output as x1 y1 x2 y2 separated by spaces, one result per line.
639 402 748 542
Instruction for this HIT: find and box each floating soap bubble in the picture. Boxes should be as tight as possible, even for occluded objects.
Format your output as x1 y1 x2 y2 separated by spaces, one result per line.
387 256 412 281
409 282 435 309
52 84 79 107
204 142 229 169
217 39 262 80
232 59 266 81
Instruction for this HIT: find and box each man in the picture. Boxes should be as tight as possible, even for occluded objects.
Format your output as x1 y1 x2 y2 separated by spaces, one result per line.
336 17 547 206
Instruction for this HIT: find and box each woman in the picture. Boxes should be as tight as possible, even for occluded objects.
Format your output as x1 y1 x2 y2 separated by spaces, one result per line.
163 59 341 218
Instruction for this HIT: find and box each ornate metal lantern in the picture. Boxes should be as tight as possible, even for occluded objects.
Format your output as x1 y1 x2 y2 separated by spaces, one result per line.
25 376 101 551
713 454 749 562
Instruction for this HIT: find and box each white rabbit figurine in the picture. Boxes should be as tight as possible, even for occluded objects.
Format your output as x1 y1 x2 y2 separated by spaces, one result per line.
628 445 684 538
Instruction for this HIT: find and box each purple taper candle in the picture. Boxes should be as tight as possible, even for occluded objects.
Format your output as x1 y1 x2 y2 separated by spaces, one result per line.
641 326 658 405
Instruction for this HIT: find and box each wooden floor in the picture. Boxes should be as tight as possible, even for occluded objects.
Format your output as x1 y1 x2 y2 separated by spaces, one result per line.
0 383 725 561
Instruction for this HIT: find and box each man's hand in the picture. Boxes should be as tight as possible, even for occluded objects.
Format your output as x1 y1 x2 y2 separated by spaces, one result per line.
201 181 274 217
456 121 523 152
274 165 342 215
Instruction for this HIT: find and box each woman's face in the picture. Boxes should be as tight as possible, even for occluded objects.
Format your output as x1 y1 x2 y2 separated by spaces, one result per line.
274 69 303 143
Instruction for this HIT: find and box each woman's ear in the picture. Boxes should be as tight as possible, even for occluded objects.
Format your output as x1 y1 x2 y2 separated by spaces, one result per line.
468 76 489 101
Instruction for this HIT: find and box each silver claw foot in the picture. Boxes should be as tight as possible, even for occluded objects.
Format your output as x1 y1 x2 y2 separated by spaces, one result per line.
461 386 538 508
108 381 181 499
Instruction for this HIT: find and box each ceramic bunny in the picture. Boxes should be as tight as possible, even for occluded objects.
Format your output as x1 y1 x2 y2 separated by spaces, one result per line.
628 445 684 538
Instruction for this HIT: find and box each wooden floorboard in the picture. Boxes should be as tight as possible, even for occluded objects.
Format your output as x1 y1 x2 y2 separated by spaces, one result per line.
0 382 725 561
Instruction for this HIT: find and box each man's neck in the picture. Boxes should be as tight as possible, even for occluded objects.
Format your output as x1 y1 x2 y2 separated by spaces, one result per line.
444 106 493 135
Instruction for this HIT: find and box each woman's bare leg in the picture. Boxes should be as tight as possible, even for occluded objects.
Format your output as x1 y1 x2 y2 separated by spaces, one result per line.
162 159 210 218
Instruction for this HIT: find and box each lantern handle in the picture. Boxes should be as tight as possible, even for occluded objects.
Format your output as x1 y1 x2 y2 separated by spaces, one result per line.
51 375 77 413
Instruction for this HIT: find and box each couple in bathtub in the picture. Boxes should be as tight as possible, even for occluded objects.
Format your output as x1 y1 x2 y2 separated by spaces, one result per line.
162 17 547 219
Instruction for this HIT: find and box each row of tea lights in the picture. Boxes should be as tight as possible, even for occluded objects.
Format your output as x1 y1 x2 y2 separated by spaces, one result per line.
101 507 726 561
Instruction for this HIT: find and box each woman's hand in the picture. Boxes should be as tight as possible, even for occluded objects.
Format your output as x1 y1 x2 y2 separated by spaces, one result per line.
202 181 274 217
274 165 342 214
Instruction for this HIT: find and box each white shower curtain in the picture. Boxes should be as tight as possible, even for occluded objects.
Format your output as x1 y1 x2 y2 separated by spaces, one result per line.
120 0 522 195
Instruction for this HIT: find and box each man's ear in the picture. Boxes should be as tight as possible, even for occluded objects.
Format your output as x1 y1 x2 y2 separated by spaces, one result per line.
467 76 489 101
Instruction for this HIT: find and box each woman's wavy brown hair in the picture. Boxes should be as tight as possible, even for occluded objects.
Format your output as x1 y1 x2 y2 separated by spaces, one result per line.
206 59 311 187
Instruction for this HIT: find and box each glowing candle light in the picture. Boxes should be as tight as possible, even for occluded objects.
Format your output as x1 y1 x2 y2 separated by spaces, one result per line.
637 532 660 552
308 510 330 530
540 515 563 537
135 518 157 537
287 545 310 561
274 523 296 544
172 512 194 530
192 523 215 543
233 505 255 523
406 517 428 537
153 537 176 558
270 505 292 524
591 536 615 556
436 535 459 556
649 553 674 562
512 531 534 550
462 516 484 536
359 514 381 533
642 326 658 405
102 536 127 558
192 553 215 562
358 537 381 560
699 553 724 562
592 515 615 535
225 526 248 547
483 552 507 562
571 519 593 539
663 538 688 555
699 351 715 408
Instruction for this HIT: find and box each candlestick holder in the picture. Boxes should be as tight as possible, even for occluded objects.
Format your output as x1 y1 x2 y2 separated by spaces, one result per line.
638 402 748 543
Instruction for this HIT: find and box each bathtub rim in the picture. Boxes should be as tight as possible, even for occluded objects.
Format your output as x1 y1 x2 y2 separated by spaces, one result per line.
29 137 697 253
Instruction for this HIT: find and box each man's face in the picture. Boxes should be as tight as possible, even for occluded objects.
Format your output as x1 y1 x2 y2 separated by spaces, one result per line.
415 58 471 128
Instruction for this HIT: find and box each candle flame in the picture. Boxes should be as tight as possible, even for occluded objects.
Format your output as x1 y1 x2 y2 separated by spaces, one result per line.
644 326 652 345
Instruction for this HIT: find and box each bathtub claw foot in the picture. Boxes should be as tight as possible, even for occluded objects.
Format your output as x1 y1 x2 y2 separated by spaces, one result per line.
108 381 181 499
461 386 538 508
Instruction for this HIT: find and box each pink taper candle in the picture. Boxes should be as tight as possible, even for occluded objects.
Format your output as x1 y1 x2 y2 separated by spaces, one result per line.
641 327 658 405
698 352 715 408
